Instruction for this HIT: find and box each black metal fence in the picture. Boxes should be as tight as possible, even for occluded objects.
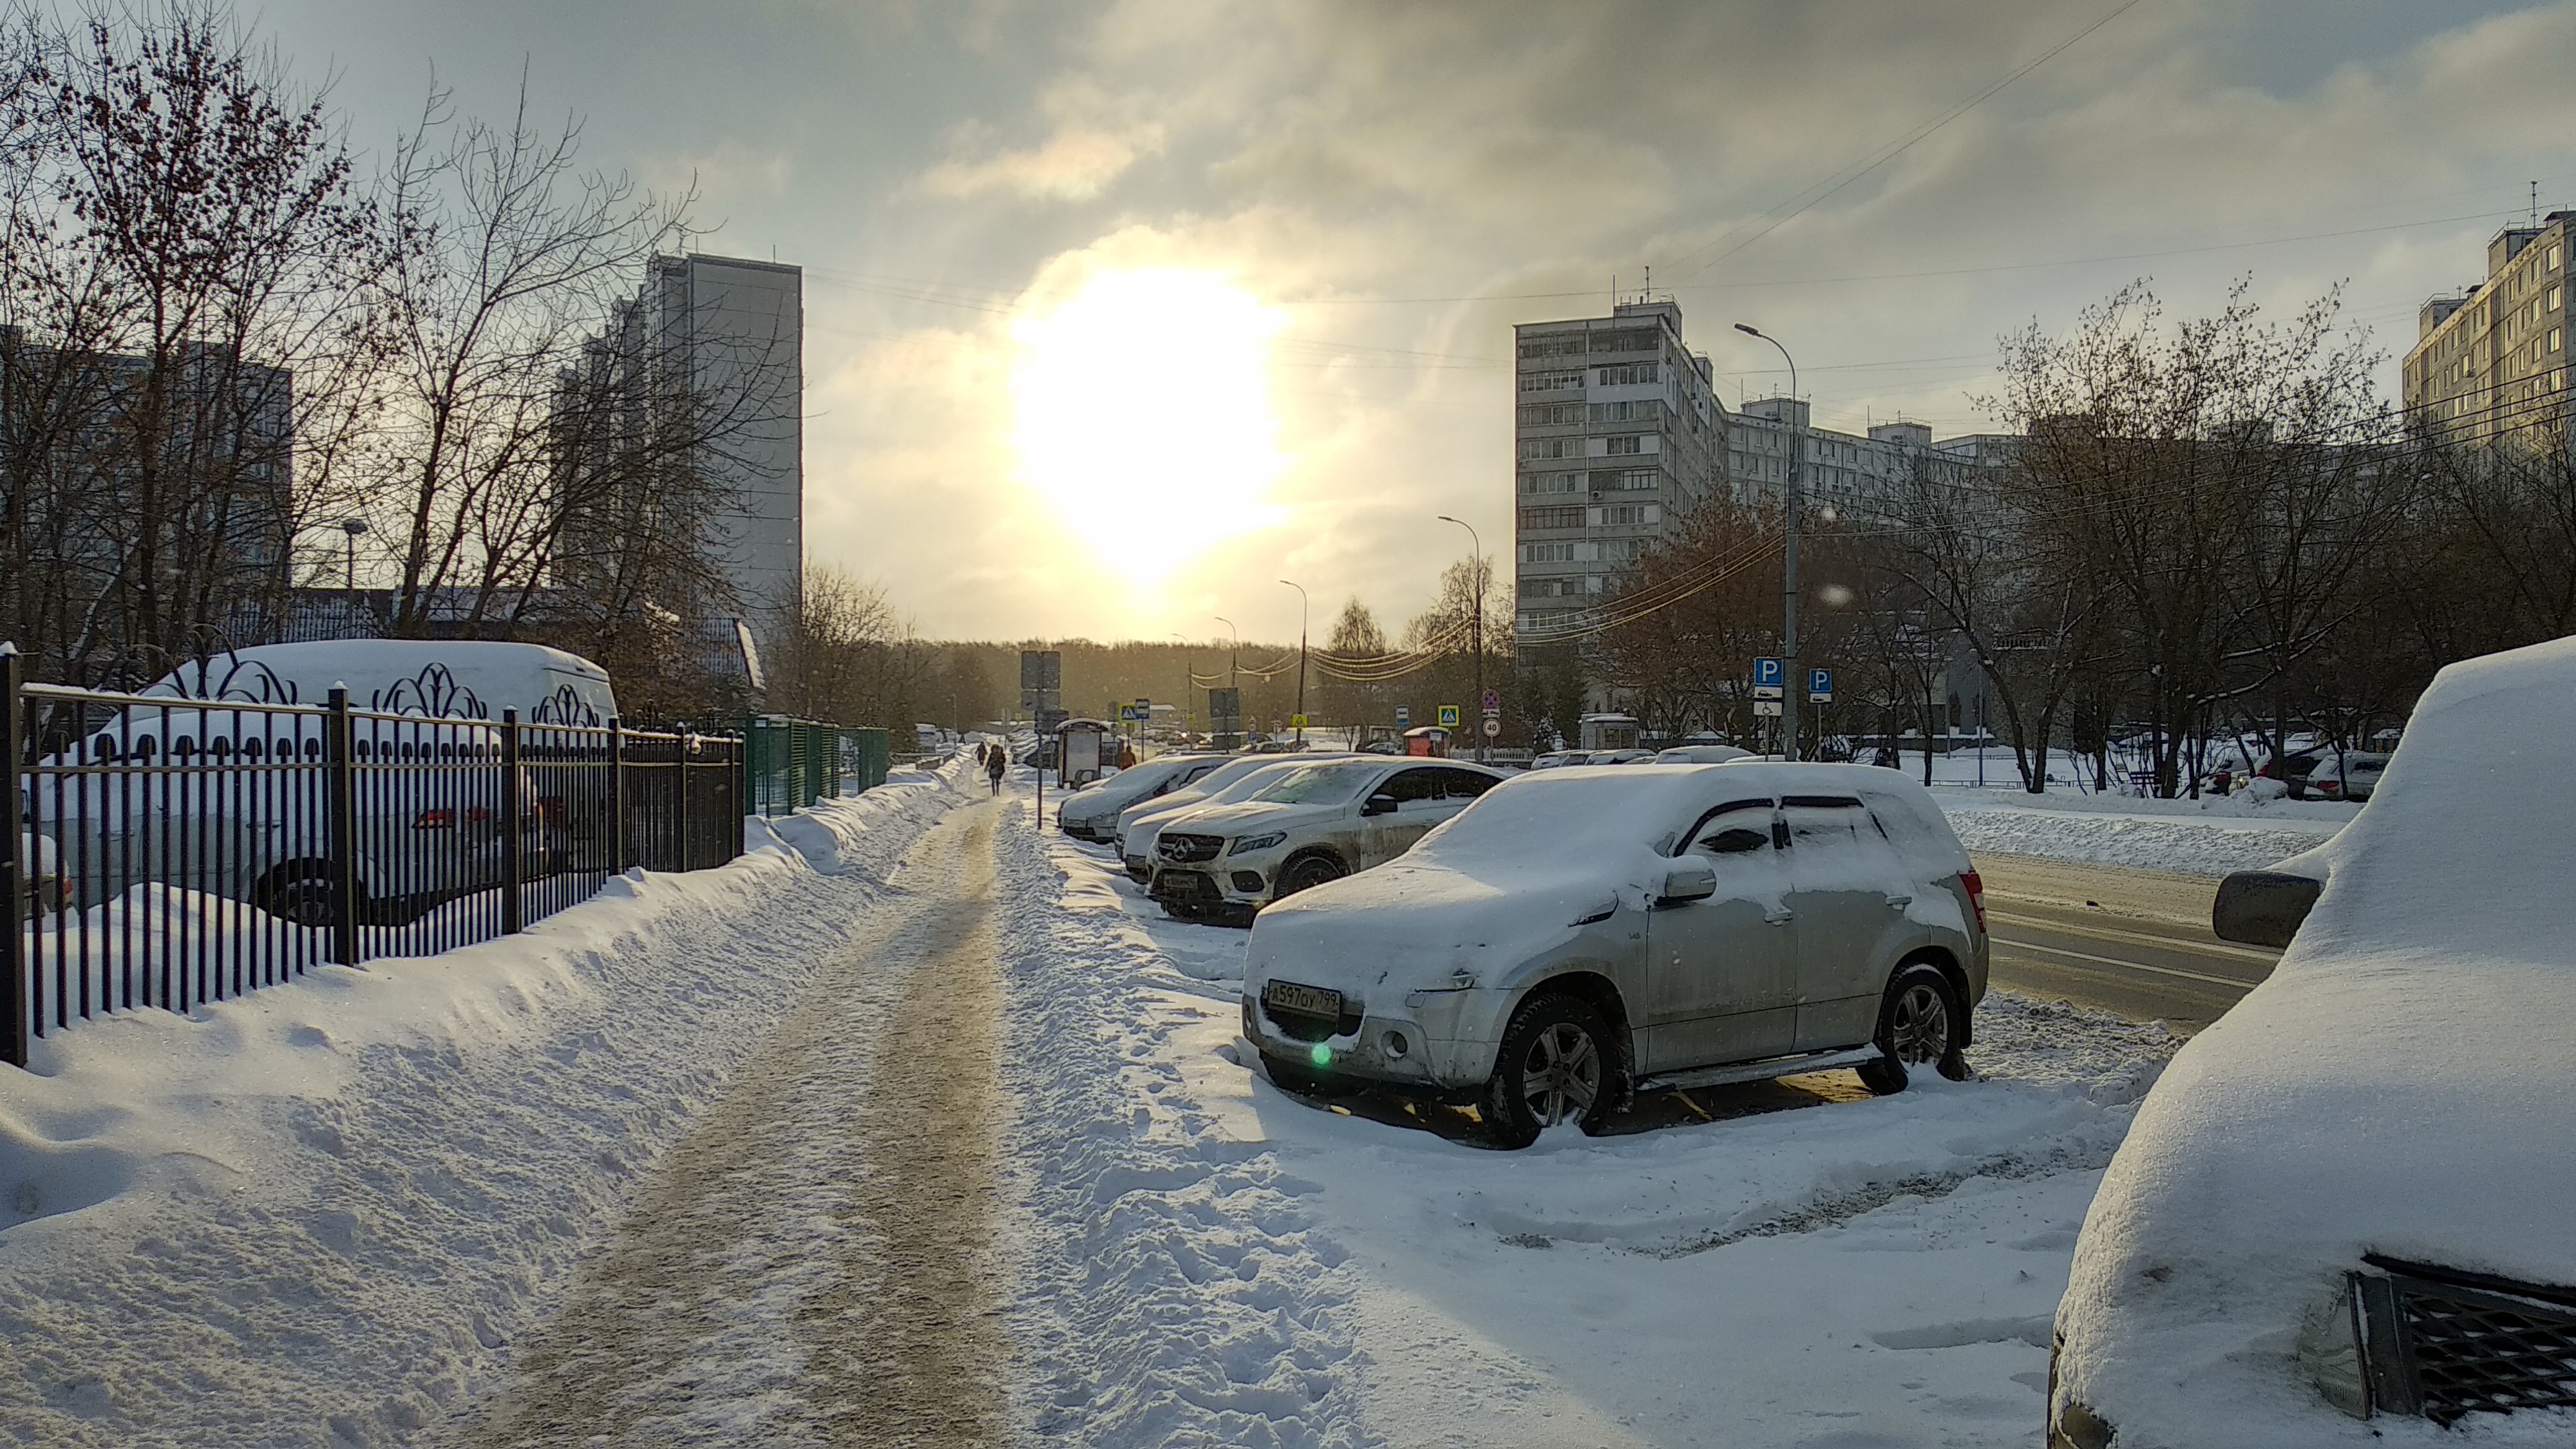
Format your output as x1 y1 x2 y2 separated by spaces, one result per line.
3 648 744 1067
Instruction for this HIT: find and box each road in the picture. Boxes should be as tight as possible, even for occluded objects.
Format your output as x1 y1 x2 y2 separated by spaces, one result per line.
1973 853 2278 1034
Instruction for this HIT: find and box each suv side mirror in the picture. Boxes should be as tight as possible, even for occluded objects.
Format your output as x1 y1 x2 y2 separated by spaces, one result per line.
1360 792 1399 817
2213 869 2321 948
1657 858 1719 906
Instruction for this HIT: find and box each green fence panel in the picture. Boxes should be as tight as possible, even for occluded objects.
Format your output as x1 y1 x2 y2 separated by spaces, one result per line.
741 717 896 817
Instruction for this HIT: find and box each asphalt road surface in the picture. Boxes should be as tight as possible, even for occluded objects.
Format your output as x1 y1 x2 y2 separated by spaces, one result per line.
1974 853 2280 1035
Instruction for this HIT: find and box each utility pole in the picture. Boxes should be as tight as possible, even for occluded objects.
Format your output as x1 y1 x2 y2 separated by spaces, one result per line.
1280 580 1309 744
339 517 368 618
1436 515 1484 762
1168 633 1192 736
1734 324 1801 761
1215 615 1238 690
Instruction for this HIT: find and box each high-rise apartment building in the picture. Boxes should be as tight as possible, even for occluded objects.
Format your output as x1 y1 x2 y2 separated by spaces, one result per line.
558 252 804 634
2405 214 2574 444
1511 299 1725 637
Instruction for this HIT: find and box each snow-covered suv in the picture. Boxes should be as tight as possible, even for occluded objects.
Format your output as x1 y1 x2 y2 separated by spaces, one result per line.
1148 757 1508 922
1115 754 1355 882
1054 753 1222 842
1242 762 1989 1149
2047 637 2576 1446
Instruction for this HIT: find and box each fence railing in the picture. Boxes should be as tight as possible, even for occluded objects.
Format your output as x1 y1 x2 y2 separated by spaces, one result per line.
743 717 890 817
3 647 744 1068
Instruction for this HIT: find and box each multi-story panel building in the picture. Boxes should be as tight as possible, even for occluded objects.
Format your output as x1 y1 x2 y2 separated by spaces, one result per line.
1511 299 1723 637
557 252 804 634
2405 214 2574 444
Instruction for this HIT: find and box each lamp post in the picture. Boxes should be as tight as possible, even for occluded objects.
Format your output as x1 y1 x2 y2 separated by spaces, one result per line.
1435 515 1484 762
1168 632 1193 736
1214 614 1240 747
1279 579 1309 744
1734 323 1802 761
338 517 369 618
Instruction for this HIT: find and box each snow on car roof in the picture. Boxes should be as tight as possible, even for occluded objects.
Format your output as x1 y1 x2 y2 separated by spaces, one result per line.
144 639 612 716
1412 761 1962 866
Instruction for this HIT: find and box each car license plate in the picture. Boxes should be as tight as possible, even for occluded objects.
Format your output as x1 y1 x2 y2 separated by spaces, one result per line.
1262 980 1342 1018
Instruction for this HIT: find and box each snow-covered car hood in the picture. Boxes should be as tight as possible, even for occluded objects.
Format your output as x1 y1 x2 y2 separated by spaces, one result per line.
1247 853 1629 998
1155 799 1320 839
2058 637 2576 1445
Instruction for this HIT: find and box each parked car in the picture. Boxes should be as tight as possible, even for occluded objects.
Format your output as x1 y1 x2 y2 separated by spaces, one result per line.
2049 638 2576 1446
1584 748 1656 765
1148 757 1510 923
1054 753 1221 841
1115 754 1354 881
35 641 616 925
2306 750 2389 802
1654 744 1753 764
1242 762 1987 1148
1527 750 1590 770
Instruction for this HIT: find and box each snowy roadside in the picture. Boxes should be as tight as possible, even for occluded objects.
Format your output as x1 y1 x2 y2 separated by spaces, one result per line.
0 759 971 1448
1933 788 2351 877
1003 816 2181 1447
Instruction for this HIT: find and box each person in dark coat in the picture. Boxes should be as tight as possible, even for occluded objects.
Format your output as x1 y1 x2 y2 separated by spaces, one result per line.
985 739 1007 795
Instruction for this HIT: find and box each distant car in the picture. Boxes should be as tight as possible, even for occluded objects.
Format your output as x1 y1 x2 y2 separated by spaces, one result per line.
1148 757 1509 923
2049 638 2576 1445
2307 750 2389 802
1243 763 1989 1148
1528 750 1589 770
1116 755 1357 880
1054 753 1222 842
1584 748 1656 765
1654 744 1753 764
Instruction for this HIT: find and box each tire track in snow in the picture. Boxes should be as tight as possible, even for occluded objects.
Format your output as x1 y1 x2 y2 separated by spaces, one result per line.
449 804 1008 1448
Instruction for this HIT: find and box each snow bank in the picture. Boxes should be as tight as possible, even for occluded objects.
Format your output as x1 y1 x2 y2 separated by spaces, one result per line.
0 761 967 1448
1937 788 2349 876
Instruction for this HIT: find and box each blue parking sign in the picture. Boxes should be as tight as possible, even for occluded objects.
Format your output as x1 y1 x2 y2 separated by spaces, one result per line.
1752 657 1783 688
1809 668 1833 696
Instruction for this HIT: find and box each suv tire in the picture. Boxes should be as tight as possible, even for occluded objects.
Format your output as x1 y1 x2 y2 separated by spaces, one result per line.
1275 852 1347 899
1482 993 1618 1149
1857 962 1969 1095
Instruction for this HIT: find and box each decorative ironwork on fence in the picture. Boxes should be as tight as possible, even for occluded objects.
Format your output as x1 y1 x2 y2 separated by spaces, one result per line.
742 717 890 817
3 645 744 1068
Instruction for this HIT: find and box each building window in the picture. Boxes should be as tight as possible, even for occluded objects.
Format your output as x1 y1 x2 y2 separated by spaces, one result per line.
2553 244 2564 271
1604 434 1644 455
1522 472 1578 495
1519 370 1584 393
1518 437 1582 460
1522 542 1577 564
1517 402 1584 426
1587 327 1656 354
1595 504 1660 526
1587 399 1662 423
2553 328 2564 354
1520 505 1586 530
1611 469 1657 491
1517 336 1587 360
1597 362 1659 386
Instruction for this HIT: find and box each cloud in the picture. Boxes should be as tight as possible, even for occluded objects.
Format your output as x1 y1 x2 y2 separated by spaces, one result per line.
916 120 1164 200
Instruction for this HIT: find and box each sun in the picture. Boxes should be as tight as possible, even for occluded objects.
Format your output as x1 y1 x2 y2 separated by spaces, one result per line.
1012 269 1285 585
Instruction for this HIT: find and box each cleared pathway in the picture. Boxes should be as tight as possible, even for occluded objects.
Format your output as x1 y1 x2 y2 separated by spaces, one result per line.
447 803 1010 1449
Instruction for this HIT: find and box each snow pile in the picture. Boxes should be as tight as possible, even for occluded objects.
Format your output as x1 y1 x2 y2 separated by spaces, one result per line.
1938 791 2347 876
1027 820 2183 1446
0 761 967 1448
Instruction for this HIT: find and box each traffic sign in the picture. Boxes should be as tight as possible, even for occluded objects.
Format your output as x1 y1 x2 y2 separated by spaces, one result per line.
1752 657 1783 688
1808 668 1834 704
1135 697 1151 714
1290 713 1308 728
1437 705 1461 728
1396 705 1410 726
1481 689 1501 711
1481 717 1501 739
1753 699 1783 717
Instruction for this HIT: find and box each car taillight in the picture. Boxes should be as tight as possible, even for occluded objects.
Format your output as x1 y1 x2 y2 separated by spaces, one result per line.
1959 869 1986 934
413 807 455 829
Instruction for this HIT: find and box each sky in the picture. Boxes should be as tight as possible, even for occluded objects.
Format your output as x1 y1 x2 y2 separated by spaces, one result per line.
235 0 2573 644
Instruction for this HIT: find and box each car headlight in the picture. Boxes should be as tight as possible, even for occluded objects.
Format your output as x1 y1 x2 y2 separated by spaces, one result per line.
1229 831 1287 855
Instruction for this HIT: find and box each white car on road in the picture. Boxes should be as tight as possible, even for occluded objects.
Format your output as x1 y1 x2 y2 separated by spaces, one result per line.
1148 757 1508 923
1054 753 1222 842
2049 636 2576 1446
1243 763 1989 1148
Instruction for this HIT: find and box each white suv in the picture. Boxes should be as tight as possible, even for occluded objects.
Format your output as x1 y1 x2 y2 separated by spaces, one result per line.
1147 758 1508 923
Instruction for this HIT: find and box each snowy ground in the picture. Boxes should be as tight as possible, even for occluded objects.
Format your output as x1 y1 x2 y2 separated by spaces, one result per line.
0 759 971 1448
1010 804 2181 1448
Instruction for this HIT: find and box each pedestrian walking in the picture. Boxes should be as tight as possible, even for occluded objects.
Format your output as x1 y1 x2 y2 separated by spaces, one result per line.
975 739 991 772
985 739 1007 795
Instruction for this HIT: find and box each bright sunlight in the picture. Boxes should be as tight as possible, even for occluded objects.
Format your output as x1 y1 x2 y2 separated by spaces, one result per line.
1012 268 1285 585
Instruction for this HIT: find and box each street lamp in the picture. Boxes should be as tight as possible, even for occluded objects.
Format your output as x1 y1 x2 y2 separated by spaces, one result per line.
1734 323 1803 761
338 517 369 617
1279 579 1309 744
1214 614 1240 747
1435 515 1484 762
1169 632 1193 735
